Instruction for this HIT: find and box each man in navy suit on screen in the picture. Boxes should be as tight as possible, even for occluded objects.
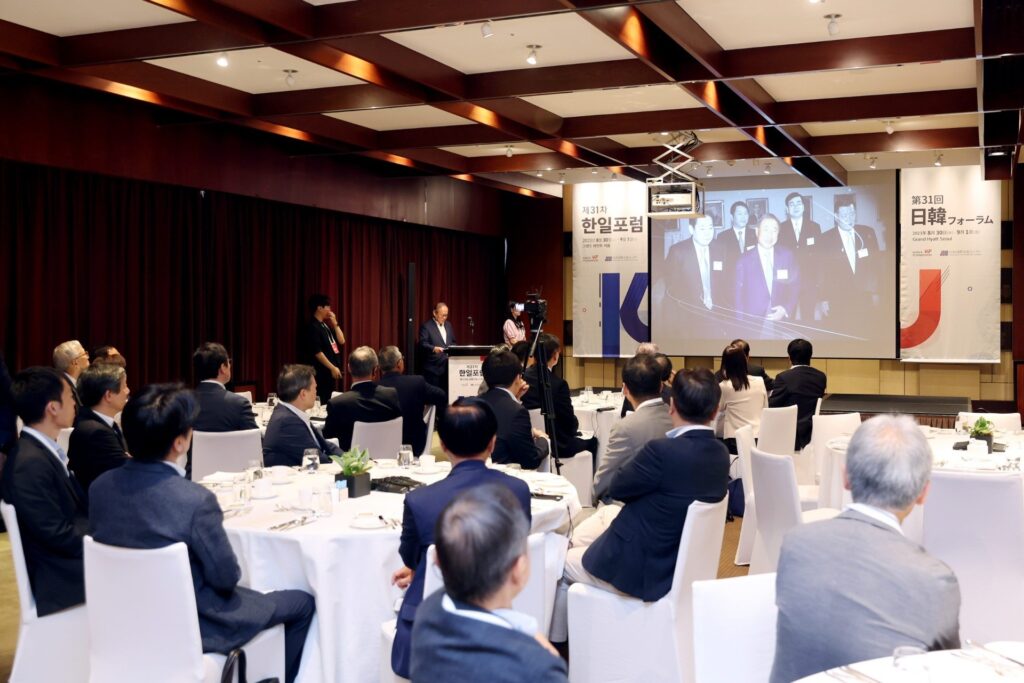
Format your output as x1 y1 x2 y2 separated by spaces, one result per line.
735 214 800 321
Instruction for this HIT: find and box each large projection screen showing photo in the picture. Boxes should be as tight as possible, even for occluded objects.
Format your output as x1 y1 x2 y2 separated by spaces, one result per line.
651 170 897 358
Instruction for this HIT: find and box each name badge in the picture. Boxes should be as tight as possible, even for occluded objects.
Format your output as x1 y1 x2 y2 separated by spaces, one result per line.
745 245 756 251
712 260 723 271
330 341 340 354
857 248 869 259
776 269 789 280
806 237 815 246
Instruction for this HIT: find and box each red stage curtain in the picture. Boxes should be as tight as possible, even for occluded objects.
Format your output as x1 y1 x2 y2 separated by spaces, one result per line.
0 160 505 396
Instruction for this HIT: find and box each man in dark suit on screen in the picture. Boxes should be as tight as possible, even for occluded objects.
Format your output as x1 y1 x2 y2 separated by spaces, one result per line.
67 364 131 493
819 194 881 333
263 364 341 467
479 350 548 470
778 193 823 320
324 347 402 451
378 346 447 456
715 201 757 267
769 339 828 451
735 214 800 321
665 215 729 311
418 302 456 394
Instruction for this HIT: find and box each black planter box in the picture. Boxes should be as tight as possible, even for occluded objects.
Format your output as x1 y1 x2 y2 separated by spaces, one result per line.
337 471 372 498
971 433 994 454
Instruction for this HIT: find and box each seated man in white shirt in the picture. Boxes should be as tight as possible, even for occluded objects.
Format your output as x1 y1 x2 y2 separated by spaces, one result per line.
262 364 342 468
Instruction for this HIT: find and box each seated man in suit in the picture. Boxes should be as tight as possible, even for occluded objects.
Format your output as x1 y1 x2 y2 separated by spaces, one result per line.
378 346 447 456
68 364 131 493
89 384 315 683
91 345 124 367
0 367 86 616
479 350 548 470
53 339 90 407
190 342 258 477
770 415 960 682
522 334 597 460
389 398 532 678
769 338 827 450
714 338 774 392
324 346 402 451
735 214 800 321
263 364 341 467
410 485 566 683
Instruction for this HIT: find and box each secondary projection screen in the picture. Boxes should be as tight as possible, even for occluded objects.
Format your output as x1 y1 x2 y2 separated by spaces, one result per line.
650 170 897 358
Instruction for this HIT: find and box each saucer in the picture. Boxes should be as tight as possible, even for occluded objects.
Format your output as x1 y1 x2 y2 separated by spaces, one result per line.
414 466 444 475
251 491 277 500
350 516 388 530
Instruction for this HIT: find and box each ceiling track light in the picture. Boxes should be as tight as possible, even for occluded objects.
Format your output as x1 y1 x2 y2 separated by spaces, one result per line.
481 20 494 39
558 173 566 185
216 52 229 68
283 69 297 88
526 44 541 66
883 120 895 135
705 164 714 177
763 162 772 175
824 13 841 37
933 153 943 167
505 145 513 158
989 148 1008 157
867 156 878 169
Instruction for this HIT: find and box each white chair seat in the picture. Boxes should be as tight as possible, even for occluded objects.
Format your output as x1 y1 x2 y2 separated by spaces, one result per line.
559 452 594 508
191 429 263 482
693 573 777 683
352 417 403 460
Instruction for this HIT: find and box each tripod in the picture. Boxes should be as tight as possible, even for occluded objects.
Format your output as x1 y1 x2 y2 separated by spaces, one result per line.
527 318 563 475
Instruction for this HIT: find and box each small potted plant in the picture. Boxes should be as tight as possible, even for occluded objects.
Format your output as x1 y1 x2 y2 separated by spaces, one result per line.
331 446 372 498
968 417 995 454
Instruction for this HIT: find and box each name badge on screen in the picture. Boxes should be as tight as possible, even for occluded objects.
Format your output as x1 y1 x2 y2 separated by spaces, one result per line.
806 237 815 246
712 260 723 271
776 269 789 280
857 248 869 259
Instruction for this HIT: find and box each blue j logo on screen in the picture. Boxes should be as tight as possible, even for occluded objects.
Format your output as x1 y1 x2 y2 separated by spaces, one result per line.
601 272 649 356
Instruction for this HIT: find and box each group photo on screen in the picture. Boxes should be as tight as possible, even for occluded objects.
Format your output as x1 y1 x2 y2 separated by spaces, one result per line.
650 171 898 358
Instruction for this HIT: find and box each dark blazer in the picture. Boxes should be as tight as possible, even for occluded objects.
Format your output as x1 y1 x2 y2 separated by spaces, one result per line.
521 365 583 457
89 460 276 654
715 364 774 394
323 381 402 451
67 407 129 493
715 226 757 266
0 351 15 454
193 382 258 433
768 365 828 450
262 403 341 467
582 429 730 601
778 217 823 320
418 320 455 379
734 245 799 319
819 225 881 329
379 371 447 456
0 431 88 616
63 373 83 408
392 460 531 677
480 388 546 470
777 217 823 252
410 591 568 683
665 238 729 309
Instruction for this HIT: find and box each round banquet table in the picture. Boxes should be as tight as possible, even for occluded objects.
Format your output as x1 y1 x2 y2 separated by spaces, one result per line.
794 641 1024 681
571 392 625 471
219 461 580 683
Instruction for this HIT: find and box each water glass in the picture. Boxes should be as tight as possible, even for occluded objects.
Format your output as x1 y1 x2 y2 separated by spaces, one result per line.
246 459 263 481
267 392 278 408
313 396 322 415
234 479 250 506
314 483 334 517
583 386 594 403
302 449 320 474
398 444 414 468
891 645 929 682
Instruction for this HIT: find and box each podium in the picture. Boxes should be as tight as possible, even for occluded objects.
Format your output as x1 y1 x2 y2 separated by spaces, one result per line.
446 345 496 403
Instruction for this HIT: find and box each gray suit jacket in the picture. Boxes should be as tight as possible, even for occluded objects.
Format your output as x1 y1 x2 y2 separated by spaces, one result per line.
770 509 960 683
592 398 673 504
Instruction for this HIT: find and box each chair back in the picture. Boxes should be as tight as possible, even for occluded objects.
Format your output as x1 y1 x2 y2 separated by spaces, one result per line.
0 502 38 622
692 573 777 683
757 405 797 456
352 417 403 460
922 471 1024 642
528 408 545 433
234 390 253 404
749 447 802 573
814 397 822 416
811 412 861 508
191 428 263 482
57 427 73 455
423 544 444 598
420 405 437 458
83 537 205 682
735 425 756 501
957 411 1022 432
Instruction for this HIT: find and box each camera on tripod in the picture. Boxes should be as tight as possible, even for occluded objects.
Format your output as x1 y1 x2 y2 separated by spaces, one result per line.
522 292 548 327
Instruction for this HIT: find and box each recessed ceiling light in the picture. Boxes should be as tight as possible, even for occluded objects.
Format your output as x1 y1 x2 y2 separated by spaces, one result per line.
883 120 895 135
824 13 841 37
526 45 541 66
216 52 229 68
505 145 513 158
481 21 494 39
591 169 598 174
989 149 1008 157
868 157 877 169
706 165 714 177
659 131 669 136
763 162 772 175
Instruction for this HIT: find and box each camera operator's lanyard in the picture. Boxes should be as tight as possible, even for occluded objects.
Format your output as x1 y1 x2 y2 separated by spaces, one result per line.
321 322 339 354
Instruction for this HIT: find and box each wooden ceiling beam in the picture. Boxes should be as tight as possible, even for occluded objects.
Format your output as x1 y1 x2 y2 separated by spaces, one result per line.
0 19 60 66
253 84 420 117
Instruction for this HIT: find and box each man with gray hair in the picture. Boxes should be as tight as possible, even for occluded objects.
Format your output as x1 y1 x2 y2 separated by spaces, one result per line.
67 364 131 492
379 346 447 456
410 485 567 682
53 339 90 407
770 414 960 682
324 346 401 451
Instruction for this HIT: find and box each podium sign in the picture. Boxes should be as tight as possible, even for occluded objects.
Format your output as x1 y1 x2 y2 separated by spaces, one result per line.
446 345 494 403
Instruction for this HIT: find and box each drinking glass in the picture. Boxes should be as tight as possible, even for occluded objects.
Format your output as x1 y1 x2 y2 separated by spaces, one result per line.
583 386 594 403
314 483 334 517
246 459 263 482
313 396 322 415
302 449 320 474
892 645 929 682
267 392 278 408
398 444 414 468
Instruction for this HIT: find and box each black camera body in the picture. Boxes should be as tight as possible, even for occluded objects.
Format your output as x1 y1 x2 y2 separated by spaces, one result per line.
523 293 548 326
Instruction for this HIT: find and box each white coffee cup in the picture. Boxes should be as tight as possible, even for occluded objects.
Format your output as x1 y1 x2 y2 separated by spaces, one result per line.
420 455 436 469
253 479 272 498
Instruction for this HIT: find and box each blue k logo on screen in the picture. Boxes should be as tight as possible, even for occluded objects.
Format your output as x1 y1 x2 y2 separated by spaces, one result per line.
601 272 650 357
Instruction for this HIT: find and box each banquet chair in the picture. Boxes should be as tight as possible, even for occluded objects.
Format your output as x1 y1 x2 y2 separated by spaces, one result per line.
748 448 839 575
922 471 1024 642
528 407 544 432
419 405 436 458
233 390 253 404
692 573 777 683
529 408 592 503
566 498 728 683
956 411 1021 432
331 391 342 399
191 428 263 482
0 502 89 683
57 426 73 455
352 416 403 460
757 405 797 457
812 413 862 509
84 536 284 683
734 425 757 566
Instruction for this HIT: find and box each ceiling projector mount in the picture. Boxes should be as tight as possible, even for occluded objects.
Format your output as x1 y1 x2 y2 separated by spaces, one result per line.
647 131 705 219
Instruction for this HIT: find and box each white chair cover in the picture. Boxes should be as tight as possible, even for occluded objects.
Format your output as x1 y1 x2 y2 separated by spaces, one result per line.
528 407 544 432
420 405 437 458
191 428 263 482
351 416 403 460
233 390 253 404
559 452 594 508
734 425 757 566
692 573 777 683
567 498 728 683
83 536 284 683
956 411 1022 432
1 502 89 683
811 412 862 509
757 405 797 457
57 427 73 455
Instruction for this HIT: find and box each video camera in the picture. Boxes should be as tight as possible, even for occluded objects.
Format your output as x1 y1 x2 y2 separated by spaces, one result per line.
521 292 548 327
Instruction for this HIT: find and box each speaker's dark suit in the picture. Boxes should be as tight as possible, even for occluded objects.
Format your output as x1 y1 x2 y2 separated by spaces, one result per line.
480 387 546 470
323 382 402 452
378 371 447 456
391 460 532 677
769 365 828 450
67 407 129 493
522 366 594 458
262 403 341 467
582 429 730 601
418 319 455 389
778 217 823 252
89 460 314 681
716 226 757 266
0 431 88 616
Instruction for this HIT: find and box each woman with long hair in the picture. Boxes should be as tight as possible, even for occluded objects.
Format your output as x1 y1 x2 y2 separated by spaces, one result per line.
717 342 767 454
503 301 526 346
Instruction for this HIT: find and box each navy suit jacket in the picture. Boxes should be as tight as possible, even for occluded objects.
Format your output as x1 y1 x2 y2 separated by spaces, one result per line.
778 217 823 252
378 371 447 456
68 407 130 493
480 387 546 470
193 382 257 433
769 365 828 450
418 320 455 378
583 429 730 601
0 431 88 616
734 245 800 318
392 460 531 677
262 403 341 467
89 460 276 653
323 382 402 451
665 237 730 309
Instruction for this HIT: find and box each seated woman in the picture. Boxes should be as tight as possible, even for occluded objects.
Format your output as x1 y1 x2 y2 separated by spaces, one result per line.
716 342 767 454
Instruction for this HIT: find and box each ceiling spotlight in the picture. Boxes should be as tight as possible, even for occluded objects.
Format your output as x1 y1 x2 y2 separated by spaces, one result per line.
989 148 1008 157
659 131 669 136
536 171 543 177
706 165 714 177
727 160 736 167
216 52 229 68
824 13 841 37
526 45 541 66
809 0 823 3
591 169 599 174
283 69 297 88
868 156 877 169
763 162 772 175
559 173 565 185
883 120 895 135
933 153 943 167
481 21 494 39
505 145 513 158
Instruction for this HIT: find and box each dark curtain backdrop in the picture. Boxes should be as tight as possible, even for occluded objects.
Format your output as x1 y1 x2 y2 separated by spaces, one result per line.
0 159 505 396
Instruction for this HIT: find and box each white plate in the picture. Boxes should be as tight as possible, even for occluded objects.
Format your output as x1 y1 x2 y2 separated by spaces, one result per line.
414 466 444 475
270 478 294 486
350 516 388 530
251 492 277 500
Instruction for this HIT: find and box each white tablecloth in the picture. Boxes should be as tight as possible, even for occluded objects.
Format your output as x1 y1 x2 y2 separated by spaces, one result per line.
795 641 1024 681
221 462 580 683
572 393 624 470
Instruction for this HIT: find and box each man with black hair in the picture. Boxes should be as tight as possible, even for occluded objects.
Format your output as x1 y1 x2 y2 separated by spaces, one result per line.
0 367 86 616
819 194 881 329
324 346 401 451
305 293 346 404
522 333 596 460
410 485 566 682
68 364 131 492
389 398 531 678
263 364 341 467
91 345 123 366
479 350 547 470
89 384 315 683
769 339 828 450
378 346 447 456
192 342 257 433
778 193 822 321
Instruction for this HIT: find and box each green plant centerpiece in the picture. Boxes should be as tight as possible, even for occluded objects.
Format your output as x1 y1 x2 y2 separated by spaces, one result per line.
968 416 995 454
331 446 372 498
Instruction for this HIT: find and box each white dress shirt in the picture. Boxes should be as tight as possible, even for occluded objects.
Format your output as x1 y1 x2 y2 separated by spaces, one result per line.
840 228 857 273
734 228 747 249
200 379 226 388
93 410 116 428
498 386 521 404
695 241 712 308
716 375 768 438
281 401 320 445
21 426 70 475
757 245 775 294
845 503 903 535
666 423 713 438
440 593 539 636
790 216 803 243
162 460 186 477
436 321 447 344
